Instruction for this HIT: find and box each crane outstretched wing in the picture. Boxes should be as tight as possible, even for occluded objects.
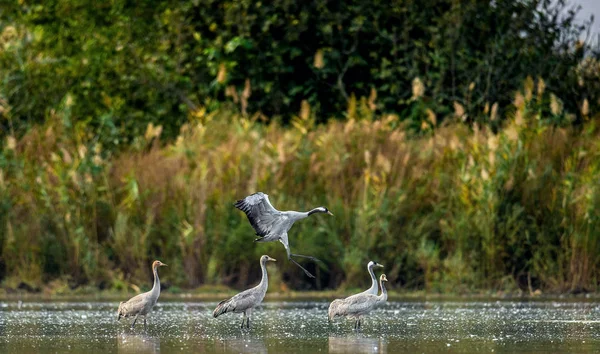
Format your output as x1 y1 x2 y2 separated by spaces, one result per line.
234 192 282 237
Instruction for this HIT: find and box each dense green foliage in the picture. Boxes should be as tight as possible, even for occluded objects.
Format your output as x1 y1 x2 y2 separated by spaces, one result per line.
1 0 599 148
1 1 600 294
1 90 600 294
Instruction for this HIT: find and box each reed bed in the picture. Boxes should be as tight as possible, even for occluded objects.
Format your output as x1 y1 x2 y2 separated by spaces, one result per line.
1 86 600 295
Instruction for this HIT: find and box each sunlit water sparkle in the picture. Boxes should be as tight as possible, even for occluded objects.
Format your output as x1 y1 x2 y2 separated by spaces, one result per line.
1 300 600 353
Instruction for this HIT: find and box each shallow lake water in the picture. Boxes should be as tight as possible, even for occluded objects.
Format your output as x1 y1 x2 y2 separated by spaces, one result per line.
1 299 600 353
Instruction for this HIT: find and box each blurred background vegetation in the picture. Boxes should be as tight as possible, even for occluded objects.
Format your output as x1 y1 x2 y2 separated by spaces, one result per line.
1 0 600 295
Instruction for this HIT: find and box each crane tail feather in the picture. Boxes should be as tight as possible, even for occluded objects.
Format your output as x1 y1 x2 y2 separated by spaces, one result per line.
213 299 233 318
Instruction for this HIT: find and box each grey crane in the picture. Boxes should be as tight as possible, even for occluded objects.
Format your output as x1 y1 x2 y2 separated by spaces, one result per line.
328 274 388 330
213 255 276 328
359 261 384 296
117 260 167 330
340 261 385 311
234 192 333 278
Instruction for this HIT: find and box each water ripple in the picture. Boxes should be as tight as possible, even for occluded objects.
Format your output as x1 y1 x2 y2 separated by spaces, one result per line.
1 300 599 353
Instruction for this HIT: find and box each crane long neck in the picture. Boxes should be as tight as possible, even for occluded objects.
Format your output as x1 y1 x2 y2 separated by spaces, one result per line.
258 260 268 291
307 208 322 216
368 264 378 294
288 207 324 219
151 265 160 296
287 210 310 221
379 278 387 301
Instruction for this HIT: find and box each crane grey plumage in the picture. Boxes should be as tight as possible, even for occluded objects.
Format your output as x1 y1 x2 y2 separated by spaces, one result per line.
234 192 333 278
328 274 388 330
213 255 276 328
320 261 385 320
117 260 167 330
341 261 384 306
361 261 384 296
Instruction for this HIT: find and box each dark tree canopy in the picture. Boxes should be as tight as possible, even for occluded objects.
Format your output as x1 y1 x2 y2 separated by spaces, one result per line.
0 0 598 147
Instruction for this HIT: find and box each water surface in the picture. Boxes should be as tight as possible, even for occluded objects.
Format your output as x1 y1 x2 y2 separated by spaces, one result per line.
1 299 600 353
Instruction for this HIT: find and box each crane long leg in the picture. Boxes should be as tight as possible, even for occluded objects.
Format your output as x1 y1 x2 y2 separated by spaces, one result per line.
280 237 318 278
290 253 322 262
289 257 316 278
247 317 250 329
241 312 246 329
131 315 139 330
144 317 147 331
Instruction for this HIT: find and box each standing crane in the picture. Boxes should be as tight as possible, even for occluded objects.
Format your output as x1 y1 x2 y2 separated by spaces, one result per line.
340 261 384 309
234 192 333 278
328 274 388 330
359 261 384 296
213 255 277 329
117 260 167 330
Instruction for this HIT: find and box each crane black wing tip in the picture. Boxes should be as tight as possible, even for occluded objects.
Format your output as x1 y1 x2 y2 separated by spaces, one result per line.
233 192 269 209
234 200 248 211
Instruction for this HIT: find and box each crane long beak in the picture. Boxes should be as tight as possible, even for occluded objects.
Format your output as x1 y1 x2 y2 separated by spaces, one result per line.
162 263 168 267
327 211 334 216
